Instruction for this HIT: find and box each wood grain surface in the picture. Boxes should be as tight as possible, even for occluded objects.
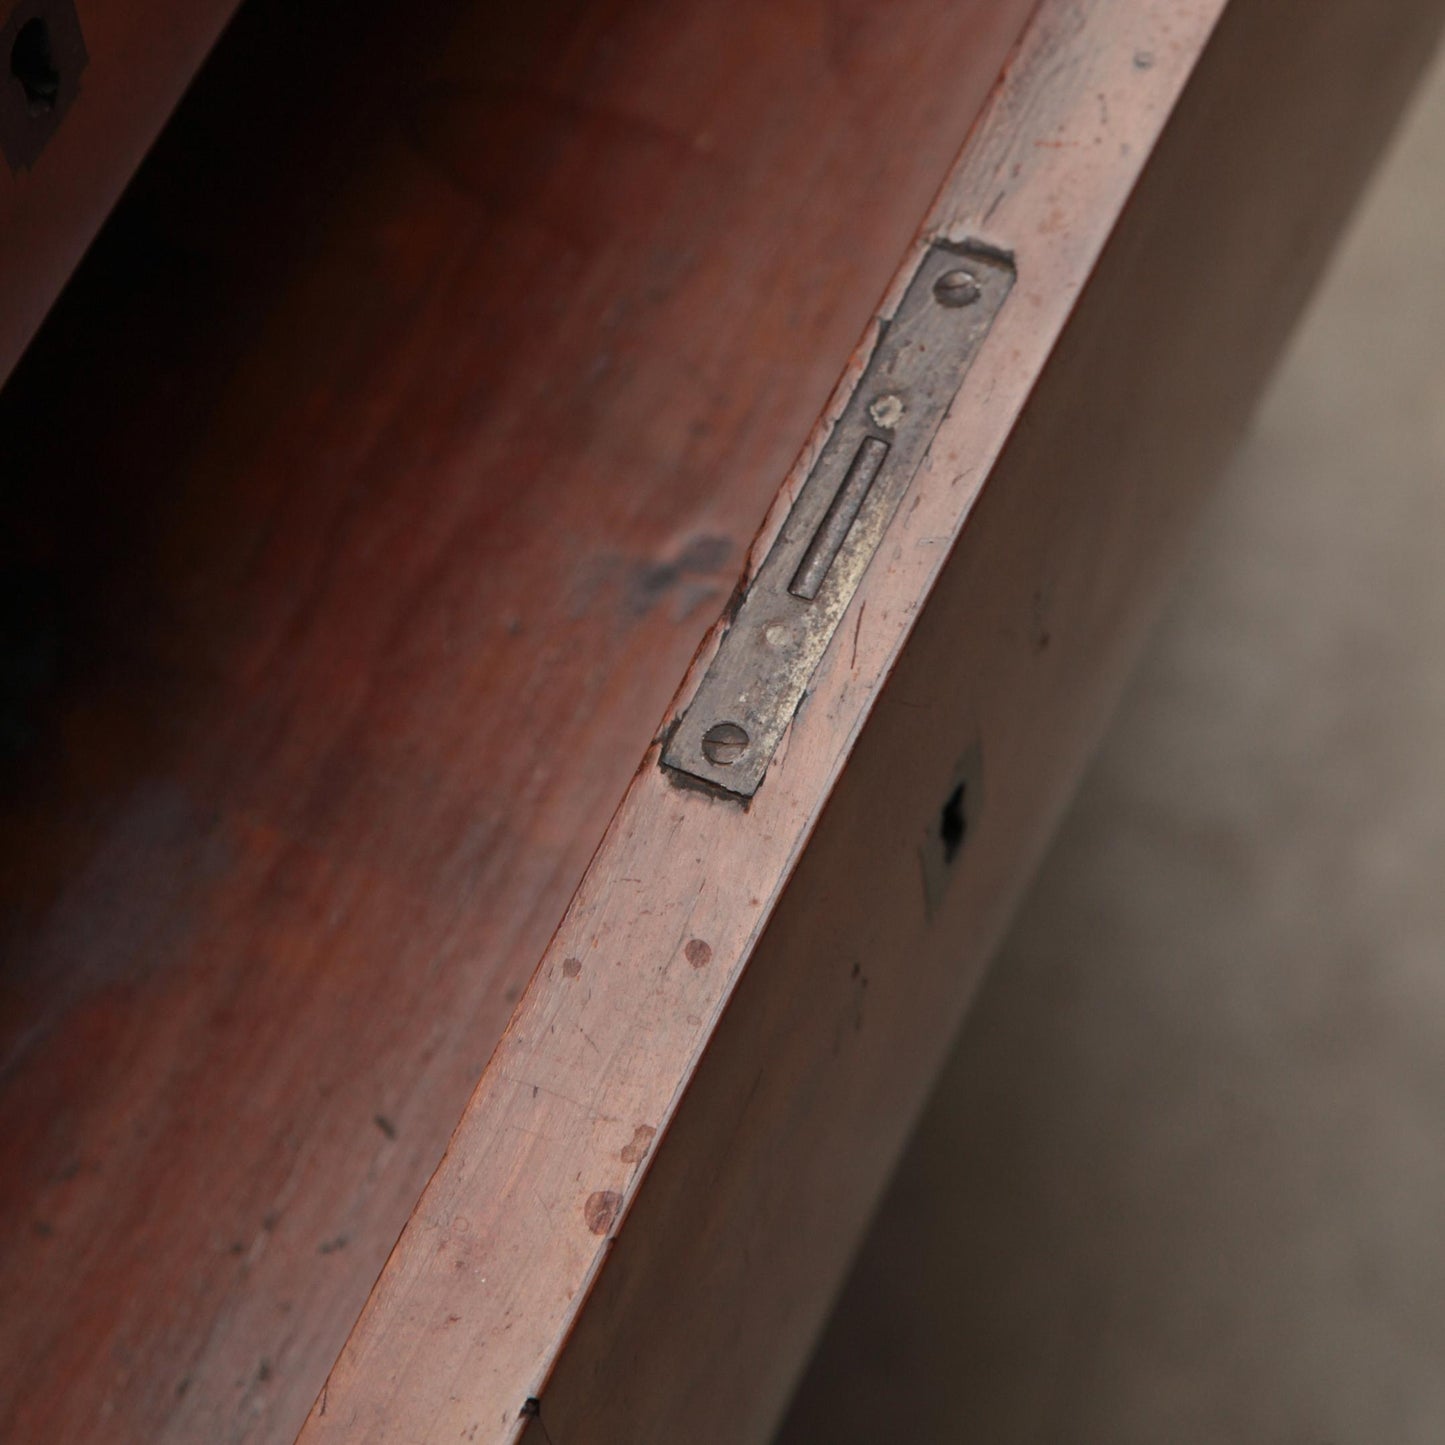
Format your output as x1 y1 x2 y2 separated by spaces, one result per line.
0 0 240 384
0 0 1034 1440
298 0 1445 1440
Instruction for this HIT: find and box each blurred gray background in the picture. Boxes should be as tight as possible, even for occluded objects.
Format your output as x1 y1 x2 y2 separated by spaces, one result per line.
777 40 1445 1445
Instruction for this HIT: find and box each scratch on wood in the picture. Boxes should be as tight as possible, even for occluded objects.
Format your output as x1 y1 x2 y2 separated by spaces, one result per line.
502 1072 592 1114
506 1125 558 1145
532 1187 560 1237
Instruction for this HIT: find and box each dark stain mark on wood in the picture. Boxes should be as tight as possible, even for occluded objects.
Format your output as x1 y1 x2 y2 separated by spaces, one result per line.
684 938 712 969
373 1112 397 1139
561 956 582 979
627 535 734 618
583 1189 623 1235
620 1124 656 1164
318 1234 349 1255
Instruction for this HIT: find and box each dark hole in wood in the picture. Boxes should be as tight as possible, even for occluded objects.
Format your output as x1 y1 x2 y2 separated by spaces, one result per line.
940 781 966 864
11 16 59 113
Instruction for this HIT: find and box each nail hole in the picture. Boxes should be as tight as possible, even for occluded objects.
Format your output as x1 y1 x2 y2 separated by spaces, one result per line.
940 782 966 863
11 18 60 114
701 721 749 766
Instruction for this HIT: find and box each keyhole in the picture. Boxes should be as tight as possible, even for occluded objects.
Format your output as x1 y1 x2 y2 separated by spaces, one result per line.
11 18 60 113
940 782 966 864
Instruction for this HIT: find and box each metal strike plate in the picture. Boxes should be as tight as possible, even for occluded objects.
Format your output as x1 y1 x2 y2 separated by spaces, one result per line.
662 240 1013 800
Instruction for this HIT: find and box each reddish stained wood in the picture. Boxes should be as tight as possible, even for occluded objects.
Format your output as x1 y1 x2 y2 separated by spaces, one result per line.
0 0 1034 1440
0 0 239 384
298 0 1445 1440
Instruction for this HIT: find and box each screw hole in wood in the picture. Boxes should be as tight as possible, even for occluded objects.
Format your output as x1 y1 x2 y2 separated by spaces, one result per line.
10 16 57 112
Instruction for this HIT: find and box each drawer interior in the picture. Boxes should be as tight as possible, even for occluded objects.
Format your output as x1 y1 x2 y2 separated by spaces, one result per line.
0 0 1029 1438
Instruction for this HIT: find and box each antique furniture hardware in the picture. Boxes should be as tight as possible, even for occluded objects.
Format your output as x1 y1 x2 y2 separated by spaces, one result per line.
662 241 1013 799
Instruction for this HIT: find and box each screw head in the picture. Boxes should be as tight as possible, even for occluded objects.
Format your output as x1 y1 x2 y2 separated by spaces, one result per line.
934 268 982 308
869 393 906 429
701 722 749 766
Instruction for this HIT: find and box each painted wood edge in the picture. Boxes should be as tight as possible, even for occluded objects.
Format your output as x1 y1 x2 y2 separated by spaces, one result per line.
296 1 1235 1439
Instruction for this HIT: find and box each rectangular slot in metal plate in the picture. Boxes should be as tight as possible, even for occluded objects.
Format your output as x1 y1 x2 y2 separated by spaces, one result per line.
662 240 1014 800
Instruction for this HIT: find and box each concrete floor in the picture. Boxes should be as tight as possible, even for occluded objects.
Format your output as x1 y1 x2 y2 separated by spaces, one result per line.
777 41 1445 1445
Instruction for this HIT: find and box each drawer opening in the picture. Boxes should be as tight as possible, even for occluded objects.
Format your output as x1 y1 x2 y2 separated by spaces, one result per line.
0 0 1032 1437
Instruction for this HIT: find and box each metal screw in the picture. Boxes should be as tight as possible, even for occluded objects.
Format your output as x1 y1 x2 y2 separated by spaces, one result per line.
934 268 982 308
869 393 905 429
701 722 749 766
